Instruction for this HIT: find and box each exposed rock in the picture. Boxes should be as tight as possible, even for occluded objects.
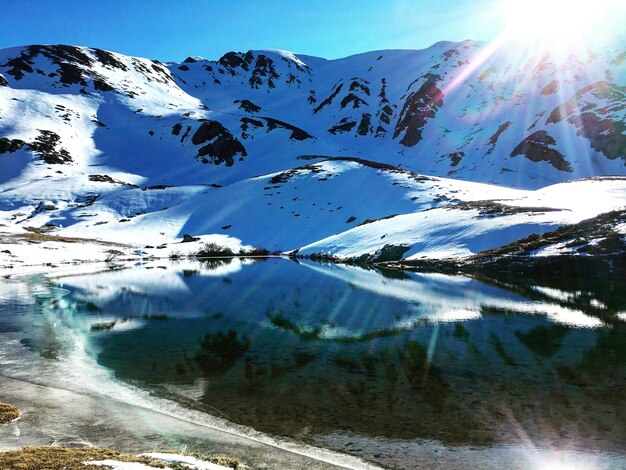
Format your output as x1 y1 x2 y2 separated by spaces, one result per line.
29 130 73 164
218 51 251 72
394 74 444 146
88 174 137 186
313 82 343 113
329 121 357 135
249 54 280 89
93 48 128 71
240 116 312 141
478 66 496 81
171 123 182 136
191 121 227 145
357 113 373 136
340 93 368 109
236 99 261 113
0 73 7 86
541 80 559 95
486 121 511 155
182 233 200 243
611 50 625 66
262 117 313 141
448 151 464 167
547 81 625 162
0 138 25 154
348 79 370 95
360 244 411 263
192 121 247 166
511 131 572 172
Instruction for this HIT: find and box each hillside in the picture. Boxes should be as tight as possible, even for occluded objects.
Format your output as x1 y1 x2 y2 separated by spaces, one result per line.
0 39 624 270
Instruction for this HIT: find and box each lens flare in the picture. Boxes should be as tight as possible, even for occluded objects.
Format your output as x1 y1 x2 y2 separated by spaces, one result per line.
499 0 617 46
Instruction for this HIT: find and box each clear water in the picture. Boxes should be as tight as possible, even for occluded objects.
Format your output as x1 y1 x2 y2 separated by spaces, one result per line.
2 258 625 468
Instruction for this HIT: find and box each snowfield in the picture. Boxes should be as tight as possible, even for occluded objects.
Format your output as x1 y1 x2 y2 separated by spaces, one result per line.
0 39 624 271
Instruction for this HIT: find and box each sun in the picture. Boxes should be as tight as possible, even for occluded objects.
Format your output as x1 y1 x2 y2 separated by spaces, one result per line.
499 0 617 47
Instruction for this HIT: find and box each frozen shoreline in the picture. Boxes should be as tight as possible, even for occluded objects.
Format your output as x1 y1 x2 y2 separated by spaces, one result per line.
0 374 373 469
3 374 624 470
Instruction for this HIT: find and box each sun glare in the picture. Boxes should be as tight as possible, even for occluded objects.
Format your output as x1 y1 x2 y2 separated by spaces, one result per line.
499 0 617 47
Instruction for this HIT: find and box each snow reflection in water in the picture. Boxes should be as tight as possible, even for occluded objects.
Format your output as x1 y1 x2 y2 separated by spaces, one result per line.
2 258 625 468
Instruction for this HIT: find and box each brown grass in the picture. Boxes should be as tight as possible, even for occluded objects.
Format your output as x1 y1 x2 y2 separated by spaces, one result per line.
0 446 241 469
0 403 19 423
19 228 127 247
0 446 168 469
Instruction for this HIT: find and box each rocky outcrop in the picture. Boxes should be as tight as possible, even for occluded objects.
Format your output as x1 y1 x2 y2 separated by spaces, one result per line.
314 82 344 113
0 44 175 93
541 80 559 95
236 99 261 113
29 130 73 164
511 131 572 172
329 120 356 135
240 117 313 141
394 74 444 146
0 138 25 154
547 81 625 162
192 121 247 166
486 121 511 155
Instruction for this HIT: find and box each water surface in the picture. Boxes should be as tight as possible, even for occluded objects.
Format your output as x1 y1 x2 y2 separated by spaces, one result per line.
2 258 625 468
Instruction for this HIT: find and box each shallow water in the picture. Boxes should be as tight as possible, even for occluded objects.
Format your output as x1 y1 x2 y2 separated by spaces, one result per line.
1 258 625 468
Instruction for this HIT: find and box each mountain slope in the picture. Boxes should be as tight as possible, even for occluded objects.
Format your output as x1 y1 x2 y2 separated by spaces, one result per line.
0 40 624 267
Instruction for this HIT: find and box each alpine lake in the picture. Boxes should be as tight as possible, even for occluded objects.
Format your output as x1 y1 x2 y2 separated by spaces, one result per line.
1 257 624 469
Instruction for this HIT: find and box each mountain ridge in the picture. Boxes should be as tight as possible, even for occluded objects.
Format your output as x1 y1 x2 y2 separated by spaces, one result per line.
0 39 624 270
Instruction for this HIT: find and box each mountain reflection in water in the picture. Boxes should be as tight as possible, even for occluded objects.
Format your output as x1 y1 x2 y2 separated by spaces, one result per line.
49 258 625 461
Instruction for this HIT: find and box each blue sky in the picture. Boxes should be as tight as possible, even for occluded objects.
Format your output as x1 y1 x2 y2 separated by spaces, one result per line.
1 0 506 61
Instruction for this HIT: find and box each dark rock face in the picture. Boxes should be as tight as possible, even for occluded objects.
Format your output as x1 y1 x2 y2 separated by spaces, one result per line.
340 93 368 109
240 116 312 141
0 138 25 154
541 80 559 95
486 121 511 155
568 112 626 161
314 83 343 113
0 44 174 93
394 74 444 146
511 131 572 172
88 174 137 186
357 113 372 136
93 48 128 71
448 151 464 167
182 233 200 242
249 54 280 89
349 80 370 95
547 81 625 162
29 130 73 164
218 51 253 73
192 121 227 145
0 73 7 86
329 120 357 135
171 123 182 136
236 99 261 113
355 244 411 263
192 121 247 167
2 50 36 80
262 117 313 141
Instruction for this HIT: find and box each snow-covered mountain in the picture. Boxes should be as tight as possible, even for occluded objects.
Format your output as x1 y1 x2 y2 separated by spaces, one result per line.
0 40 624 269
